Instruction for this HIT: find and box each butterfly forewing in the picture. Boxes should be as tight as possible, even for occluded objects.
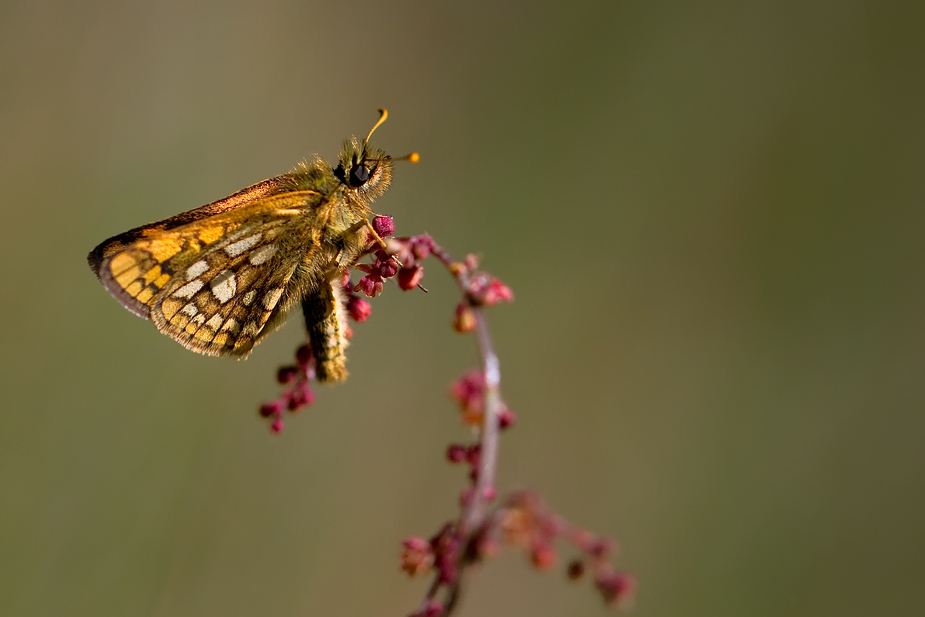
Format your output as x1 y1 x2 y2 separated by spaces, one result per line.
94 191 326 357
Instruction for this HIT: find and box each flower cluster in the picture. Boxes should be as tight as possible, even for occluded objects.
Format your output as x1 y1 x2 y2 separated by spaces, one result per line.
401 491 636 615
400 370 631 616
450 369 516 429
258 342 315 433
259 217 634 614
352 215 427 297
445 253 514 333
495 492 636 608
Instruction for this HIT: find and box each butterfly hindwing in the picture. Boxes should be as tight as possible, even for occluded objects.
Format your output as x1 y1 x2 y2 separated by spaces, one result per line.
151 223 301 357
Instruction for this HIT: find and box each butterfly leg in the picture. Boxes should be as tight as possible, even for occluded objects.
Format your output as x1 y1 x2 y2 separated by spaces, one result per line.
342 218 402 268
341 217 390 250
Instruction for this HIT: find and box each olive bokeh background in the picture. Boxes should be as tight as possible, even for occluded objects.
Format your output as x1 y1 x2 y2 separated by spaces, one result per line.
1 2 923 616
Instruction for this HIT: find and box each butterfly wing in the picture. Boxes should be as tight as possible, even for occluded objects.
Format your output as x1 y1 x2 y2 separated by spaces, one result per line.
90 190 327 357
87 172 318 274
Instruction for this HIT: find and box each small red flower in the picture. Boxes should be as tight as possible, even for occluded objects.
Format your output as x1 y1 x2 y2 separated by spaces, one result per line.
410 599 444 617
567 560 585 580
347 296 372 322
295 344 313 367
466 273 514 306
595 571 636 607
587 535 617 559
498 406 517 429
452 301 476 333
354 274 384 298
259 400 282 418
372 215 395 238
530 541 557 571
449 369 486 427
398 264 424 290
401 537 434 577
276 365 297 384
446 444 468 463
354 250 399 297
410 236 433 261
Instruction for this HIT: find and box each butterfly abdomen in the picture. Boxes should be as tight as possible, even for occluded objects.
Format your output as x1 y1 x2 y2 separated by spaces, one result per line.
300 278 350 382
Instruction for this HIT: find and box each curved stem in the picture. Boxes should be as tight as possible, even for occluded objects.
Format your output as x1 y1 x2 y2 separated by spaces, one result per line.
426 238 503 532
464 309 501 531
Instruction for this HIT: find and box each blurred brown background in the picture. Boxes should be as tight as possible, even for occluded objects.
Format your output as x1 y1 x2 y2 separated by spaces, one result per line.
1 1 923 615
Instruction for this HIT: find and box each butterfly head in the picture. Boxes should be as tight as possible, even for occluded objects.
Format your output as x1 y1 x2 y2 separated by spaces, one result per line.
333 137 393 201
333 109 397 203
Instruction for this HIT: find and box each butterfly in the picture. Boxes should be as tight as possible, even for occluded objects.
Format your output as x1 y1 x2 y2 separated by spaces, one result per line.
88 109 414 382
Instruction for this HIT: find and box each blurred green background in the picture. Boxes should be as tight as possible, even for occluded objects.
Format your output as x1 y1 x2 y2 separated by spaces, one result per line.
1 1 923 615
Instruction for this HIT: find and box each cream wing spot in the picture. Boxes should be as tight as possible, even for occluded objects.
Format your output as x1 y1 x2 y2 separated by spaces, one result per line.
263 288 284 310
173 279 205 299
210 270 237 304
181 303 198 318
242 290 257 306
248 244 277 265
205 314 224 330
224 234 261 257
185 260 209 280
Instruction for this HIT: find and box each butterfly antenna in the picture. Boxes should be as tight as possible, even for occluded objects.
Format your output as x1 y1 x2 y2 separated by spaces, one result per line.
364 109 420 163
395 151 420 163
365 109 389 143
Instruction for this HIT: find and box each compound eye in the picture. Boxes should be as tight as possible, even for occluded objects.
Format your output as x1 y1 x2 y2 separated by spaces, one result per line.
349 163 370 187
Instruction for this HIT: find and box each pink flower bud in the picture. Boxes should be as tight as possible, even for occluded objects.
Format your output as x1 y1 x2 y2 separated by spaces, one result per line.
348 297 372 322
372 215 395 237
398 264 424 290
259 400 282 418
453 302 476 333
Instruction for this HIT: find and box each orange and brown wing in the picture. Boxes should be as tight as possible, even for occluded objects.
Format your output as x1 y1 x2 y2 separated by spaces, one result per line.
87 171 321 273
90 191 324 357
